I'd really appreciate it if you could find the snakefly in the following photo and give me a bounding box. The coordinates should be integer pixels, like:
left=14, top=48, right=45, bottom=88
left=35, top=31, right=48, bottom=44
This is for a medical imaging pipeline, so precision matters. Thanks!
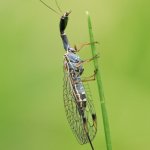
left=40, top=1, right=98, bottom=149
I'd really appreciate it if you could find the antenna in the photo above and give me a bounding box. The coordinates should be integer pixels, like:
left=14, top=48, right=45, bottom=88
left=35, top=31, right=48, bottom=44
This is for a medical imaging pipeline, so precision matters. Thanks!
left=40, top=0, right=61, bottom=16
left=55, top=0, right=63, bottom=13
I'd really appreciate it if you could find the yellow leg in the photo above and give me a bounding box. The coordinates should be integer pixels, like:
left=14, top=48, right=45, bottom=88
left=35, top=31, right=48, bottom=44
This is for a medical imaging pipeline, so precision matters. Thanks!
left=82, top=69, right=97, bottom=82
left=76, top=54, right=99, bottom=67
left=74, top=41, right=99, bottom=52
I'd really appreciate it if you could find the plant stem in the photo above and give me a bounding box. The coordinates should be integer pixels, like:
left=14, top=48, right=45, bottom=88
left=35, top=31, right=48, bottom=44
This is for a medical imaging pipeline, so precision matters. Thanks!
left=86, top=11, right=112, bottom=150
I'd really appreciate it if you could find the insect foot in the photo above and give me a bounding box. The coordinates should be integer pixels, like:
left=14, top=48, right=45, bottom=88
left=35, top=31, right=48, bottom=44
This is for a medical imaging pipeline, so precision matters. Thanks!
left=94, top=69, right=98, bottom=75
left=92, top=41, right=99, bottom=45
left=93, top=53, right=100, bottom=60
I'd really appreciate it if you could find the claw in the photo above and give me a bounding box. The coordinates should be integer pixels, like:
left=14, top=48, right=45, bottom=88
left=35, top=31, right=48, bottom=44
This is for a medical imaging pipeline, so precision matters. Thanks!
left=94, top=69, right=98, bottom=74
left=92, top=41, right=99, bottom=45
left=93, top=53, right=100, bottom=60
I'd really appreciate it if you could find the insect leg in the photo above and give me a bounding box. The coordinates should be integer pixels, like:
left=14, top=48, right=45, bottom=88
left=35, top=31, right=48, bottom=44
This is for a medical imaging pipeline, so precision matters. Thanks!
left=82, top=69, right=97, bottom=82
left=74, top=41, right=99, bottom=52
left=76, top=54, right=99, bottom=67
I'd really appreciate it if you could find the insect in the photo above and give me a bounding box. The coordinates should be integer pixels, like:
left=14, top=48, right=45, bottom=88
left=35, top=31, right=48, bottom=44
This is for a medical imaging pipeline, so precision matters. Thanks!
left=40, top=1, right=98, bottom=149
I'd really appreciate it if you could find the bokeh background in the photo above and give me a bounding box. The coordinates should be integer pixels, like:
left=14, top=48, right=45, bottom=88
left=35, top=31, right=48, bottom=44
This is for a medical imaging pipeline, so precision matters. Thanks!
left=0, top=0, right=150, bottom=150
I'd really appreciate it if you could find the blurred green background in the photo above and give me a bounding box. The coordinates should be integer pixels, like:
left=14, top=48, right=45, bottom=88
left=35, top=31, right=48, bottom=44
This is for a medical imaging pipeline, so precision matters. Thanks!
left=0, top=0, right=150, bottom=150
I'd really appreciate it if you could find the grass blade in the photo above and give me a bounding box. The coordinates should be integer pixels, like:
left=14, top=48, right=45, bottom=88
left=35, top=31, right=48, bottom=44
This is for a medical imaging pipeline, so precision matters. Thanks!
left=86, top=11, right=112, bottom=150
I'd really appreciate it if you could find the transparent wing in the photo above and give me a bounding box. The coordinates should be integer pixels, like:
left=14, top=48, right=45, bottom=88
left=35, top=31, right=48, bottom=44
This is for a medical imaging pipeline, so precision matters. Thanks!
left=63, top=62, right=97, bottom=144
left=63, top=67, right=86, bottom=144
left=83, top=82, right=97, bottom=141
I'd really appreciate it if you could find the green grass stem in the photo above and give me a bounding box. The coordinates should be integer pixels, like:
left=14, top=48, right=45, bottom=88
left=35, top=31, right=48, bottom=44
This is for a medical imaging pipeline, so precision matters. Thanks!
left=86, top=11, right=112, bottom=150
